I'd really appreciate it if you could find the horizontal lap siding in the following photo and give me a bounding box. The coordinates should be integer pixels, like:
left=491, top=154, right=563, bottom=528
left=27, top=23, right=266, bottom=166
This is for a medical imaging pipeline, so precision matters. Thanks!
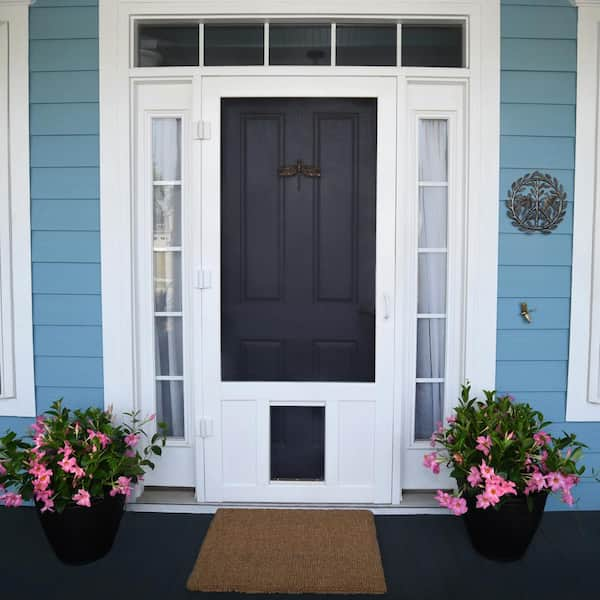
left=29, top=0, right=102, bottom=414
left=499, top=1, right=598, bottom=509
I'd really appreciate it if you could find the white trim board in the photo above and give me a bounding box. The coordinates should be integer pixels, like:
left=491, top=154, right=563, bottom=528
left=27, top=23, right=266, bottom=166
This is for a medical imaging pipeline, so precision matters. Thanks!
left=0, top=2, right=35, bottom=417
left=99, top=0, right=500, bottom=499
left=567, top=3, right=600, bottom=421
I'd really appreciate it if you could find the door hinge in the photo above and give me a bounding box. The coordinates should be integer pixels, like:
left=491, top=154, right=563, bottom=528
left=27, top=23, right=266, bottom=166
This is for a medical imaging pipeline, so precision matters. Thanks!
left=195, top=268, right=212, bottom=290
left=197, top=417, right=214, bottom=438
left=195, top=120, right=211, bottom=140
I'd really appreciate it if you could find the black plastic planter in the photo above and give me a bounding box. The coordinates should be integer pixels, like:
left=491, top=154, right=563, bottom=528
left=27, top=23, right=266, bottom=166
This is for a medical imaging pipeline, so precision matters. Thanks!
left=36, top=493, right=125, bottom=565
left=463, top=492, right=548, bottom=562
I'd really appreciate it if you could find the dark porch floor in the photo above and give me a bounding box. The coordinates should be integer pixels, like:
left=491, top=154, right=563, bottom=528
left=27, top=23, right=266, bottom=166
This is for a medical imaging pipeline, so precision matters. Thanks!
left=2, top=508, right=599, bottom=599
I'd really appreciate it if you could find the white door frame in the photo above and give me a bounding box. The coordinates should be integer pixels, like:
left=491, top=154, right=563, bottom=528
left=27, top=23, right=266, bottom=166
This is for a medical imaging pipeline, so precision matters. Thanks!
left=99, top=0, right=500, bottom=505
left=199, top=76, right=397, bottom=504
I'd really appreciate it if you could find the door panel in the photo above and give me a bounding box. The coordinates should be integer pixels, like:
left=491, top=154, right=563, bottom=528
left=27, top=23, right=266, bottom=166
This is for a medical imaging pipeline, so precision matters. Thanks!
left=221, top=99, right=376, bottom=383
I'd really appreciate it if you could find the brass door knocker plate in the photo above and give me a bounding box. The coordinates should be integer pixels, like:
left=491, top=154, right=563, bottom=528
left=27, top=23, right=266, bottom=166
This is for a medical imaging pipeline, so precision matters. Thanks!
left=278, top=159, right=321, bottom=190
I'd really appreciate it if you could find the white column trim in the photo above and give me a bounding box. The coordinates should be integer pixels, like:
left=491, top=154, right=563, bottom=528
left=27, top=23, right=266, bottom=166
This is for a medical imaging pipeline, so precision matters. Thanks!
left=567, top=4, right=600, bottom=421
left=0, top=2, right=35, bottom=417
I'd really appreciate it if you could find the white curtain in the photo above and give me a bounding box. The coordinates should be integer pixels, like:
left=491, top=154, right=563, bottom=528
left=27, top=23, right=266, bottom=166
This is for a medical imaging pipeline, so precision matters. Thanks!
left=415, top=120, right=448, bottom=439
left=152, top=118, right=181, bottom=181
left=152, top=118, right=185, bottom=437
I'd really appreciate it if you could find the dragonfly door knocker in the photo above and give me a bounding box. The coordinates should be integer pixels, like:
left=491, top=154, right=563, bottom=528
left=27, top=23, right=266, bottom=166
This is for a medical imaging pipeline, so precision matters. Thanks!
left=278, top=159, right=321, bottom=190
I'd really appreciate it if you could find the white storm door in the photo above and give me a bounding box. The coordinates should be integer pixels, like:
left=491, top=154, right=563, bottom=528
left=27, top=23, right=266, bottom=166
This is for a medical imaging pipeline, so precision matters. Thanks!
left=200, top=77, right=397, bottom=503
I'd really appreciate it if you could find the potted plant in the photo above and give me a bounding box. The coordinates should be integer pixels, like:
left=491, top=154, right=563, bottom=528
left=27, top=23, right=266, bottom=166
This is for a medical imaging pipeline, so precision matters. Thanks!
left=0, top=400, right=166, bottom=565
left=424, top=383, right=586, bottom=561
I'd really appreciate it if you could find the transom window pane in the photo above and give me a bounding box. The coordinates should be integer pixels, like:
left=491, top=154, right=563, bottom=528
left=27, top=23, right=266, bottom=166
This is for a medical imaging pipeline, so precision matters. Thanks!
left=402, top=24, right=464, bottom=68
left=137, top=23, right=199, bottom=67
left=204, top=24, right=264, bottom=66
left=336, top=25, right=397, bottom=66
left=269, top=24, right=331, bottom=65
left=415, top=119, right=449, bottom=441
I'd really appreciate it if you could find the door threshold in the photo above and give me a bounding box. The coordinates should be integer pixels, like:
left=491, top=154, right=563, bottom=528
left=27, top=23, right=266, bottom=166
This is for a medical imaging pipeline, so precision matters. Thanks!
left=128, top=488, right=445, bottom=515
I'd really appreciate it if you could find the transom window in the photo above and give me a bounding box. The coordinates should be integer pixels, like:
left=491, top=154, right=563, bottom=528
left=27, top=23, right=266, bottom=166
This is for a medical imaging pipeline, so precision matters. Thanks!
left=135, top=21, right=466, bottom=68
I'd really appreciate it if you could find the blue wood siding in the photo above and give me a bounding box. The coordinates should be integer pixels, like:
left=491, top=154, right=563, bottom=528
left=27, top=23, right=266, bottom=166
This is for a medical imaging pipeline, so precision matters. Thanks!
left=498, top=0, right=598, bottom=510
left=1, top=0, right=102, bottom=438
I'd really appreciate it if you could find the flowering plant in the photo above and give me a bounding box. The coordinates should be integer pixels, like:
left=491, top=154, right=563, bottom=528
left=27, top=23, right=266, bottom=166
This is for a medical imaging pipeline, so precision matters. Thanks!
left=424, top=384, right=586, bottom=516
left=0, top=400, right=166, bottom=513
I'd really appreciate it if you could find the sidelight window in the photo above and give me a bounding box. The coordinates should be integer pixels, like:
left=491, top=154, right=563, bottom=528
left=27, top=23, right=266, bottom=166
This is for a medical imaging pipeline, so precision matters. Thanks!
left=152, top=117, right=185, bottom=437
left=414, top=119, right=449, bottom=440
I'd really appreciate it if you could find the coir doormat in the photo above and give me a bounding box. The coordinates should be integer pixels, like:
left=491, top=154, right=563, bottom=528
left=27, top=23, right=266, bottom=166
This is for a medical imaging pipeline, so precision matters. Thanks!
left=186, top=508, right=387, bottom=594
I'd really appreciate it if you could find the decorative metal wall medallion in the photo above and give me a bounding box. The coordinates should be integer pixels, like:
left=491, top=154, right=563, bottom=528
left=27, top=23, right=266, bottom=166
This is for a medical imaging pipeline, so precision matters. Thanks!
left=506, top=171, right=567, bottom=234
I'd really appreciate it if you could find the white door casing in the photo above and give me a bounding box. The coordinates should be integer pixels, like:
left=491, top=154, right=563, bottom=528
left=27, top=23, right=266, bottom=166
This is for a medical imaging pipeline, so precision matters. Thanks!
left=99, top=1, right=500, bottom=503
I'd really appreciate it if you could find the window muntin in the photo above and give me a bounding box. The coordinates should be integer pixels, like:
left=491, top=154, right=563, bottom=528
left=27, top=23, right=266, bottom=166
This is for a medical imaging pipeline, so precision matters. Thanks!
left=414, top=119, right=449, bottom=440
left=134, top=21, right=466, bottom=68
left=152, top=117, right=185, bottom=437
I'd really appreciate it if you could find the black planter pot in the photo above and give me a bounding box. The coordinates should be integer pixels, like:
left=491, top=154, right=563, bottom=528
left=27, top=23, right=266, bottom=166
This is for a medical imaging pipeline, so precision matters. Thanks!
left=36, top=493, right=125, bottom=565
left=463, top=492, right=548, bottom=562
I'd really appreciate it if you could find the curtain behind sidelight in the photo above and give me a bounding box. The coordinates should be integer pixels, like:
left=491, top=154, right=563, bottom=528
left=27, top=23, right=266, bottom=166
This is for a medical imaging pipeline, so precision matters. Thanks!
left=152, top=118, right=185, bottom=437
left=415, top=120, right=448, bottom=440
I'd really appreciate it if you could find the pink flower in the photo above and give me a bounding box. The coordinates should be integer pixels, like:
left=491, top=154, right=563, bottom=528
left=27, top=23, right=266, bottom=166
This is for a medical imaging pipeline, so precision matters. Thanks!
left=35, top=489, right=55, bottom=513
left=148, top=413, right=156, bottom=421
left=73, top=489, right=91, bottom=507
left=124, top=433, right=140, bottom=448
left=475, top=435, right=492, bottom=456
left=124, top=448, right=136, bottom=458
left=0, top=461, right=6, bottom=476
left=30, top=416, right=45, bottom=435
left=435, top=491, right=468, bottom=516
left=109, top=476, right=132, bottom=498
left=435, top=489, right=451, bottom=508
left=449, top=496, right=468, bottom=516
left=423, top=452, right=441, bottom=474
left=447, top=415, right=457, bottom=424
left=436, top=421, right=444, bottom=434
left=482, top=484, right=501, bottom=506
left=475, top=493, right=491, bottom=509
left=467, top=466, right=482, bottom=488
left=1, top=491, right=23, bottom=507
left=479, top=460, right=495, bottom=480
left=57, top=441, right=73, bottom=458
left=561, top=490, right=574, bottom=506
left=524, top=471, right=546, bottom=495
left=533, top=431, right=552, bottom=447
left=57, top=455, right=86, bottom=480
left=546, top=472, right=565, bottom=492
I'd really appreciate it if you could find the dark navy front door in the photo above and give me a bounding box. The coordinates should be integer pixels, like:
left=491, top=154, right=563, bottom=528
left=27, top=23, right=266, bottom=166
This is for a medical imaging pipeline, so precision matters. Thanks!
left=221, top=98, right=377, bottom=382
